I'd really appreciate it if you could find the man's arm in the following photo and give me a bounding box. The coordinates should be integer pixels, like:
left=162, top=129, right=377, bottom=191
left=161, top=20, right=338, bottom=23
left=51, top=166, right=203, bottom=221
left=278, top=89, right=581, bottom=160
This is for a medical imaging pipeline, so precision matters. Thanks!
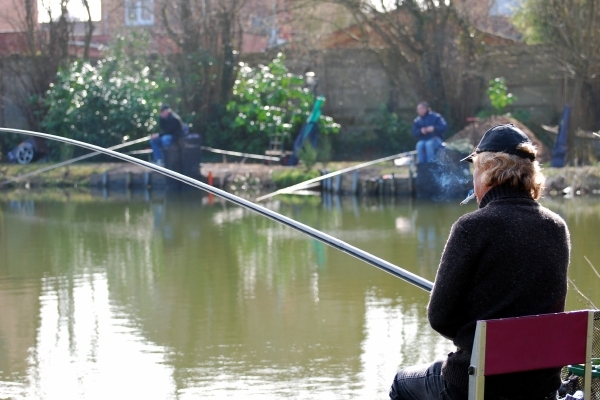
left=427, top=220, right=476, bottom=339
left=432, top=114, right=448, bottom=137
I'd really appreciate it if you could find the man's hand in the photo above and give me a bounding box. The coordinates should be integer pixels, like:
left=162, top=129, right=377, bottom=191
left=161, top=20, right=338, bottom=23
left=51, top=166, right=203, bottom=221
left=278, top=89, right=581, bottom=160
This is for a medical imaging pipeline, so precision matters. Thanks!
left=151, top=133, right=159, bottom=139
left=420, top=126, right=435, bottom=135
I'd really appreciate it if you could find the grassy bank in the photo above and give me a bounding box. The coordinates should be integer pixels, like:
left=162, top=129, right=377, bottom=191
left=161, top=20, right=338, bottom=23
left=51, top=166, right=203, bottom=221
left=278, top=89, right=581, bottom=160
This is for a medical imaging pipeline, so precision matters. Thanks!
left=271, top=169, right=320, bottom=188
left=1, top=161, right=600, bottom=195
left=0, top=163, right=120, bottom=189
left=543, top=165, right=600, bottom=195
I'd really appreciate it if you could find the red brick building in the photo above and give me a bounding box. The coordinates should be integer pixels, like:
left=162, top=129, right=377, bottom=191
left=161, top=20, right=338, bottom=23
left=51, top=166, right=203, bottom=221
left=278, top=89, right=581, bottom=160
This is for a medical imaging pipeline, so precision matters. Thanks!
left=0, top=0, right=297, bottom=56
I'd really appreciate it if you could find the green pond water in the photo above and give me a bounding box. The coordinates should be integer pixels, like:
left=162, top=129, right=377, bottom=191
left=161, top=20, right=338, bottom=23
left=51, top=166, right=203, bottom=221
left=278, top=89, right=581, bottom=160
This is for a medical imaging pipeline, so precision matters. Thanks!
left=0, top=190, right=598, bottom=399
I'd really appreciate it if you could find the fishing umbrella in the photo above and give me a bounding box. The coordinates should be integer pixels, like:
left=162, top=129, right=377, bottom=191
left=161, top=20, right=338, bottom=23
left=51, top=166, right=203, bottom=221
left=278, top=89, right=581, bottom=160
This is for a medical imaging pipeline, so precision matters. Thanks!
left=287, top=96, right=324, bottom=166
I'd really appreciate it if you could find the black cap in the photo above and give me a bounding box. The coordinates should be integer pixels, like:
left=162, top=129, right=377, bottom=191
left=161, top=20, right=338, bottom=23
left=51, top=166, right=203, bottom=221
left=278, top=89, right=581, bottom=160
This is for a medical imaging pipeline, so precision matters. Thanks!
left=461, top=124, right=536, bottom=163
left=160, top=104, right=170, bottom=111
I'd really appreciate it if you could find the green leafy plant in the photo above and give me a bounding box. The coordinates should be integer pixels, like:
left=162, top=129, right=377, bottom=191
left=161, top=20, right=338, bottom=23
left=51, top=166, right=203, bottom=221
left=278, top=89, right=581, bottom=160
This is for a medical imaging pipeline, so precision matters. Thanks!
left=487, top=77, right=516, bottom=114
left=366, top=105, right=414, bottom=156
left=42, top=34, right=171, bottom=157
left=215, top=53, right=340, bottom=155
left=297, top=142, right=318, bottom=171
left=272, top=169, right=320, bottom=188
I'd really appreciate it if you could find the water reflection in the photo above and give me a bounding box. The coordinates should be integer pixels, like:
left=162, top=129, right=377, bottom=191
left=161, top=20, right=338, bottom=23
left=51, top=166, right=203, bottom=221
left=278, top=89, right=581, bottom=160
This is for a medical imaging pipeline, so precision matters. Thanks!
left=0, top=191, right=598, bottom=399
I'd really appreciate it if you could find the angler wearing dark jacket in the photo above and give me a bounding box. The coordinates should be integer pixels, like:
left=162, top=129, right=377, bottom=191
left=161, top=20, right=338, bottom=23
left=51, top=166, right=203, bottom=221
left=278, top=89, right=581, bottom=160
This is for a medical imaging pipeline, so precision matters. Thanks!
left=390, top=124, right=570, bottom=400
left=159, top=108, right=185, bottom=140
left=150, top=104, right=185, bottom=165
left=412, top=102, right=448, bottom=163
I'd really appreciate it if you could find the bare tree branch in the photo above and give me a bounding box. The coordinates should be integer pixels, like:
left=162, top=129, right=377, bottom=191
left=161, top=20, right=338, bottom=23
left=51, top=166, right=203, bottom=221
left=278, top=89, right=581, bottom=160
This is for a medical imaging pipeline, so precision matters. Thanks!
left=82, top=0, right=95, bottom=59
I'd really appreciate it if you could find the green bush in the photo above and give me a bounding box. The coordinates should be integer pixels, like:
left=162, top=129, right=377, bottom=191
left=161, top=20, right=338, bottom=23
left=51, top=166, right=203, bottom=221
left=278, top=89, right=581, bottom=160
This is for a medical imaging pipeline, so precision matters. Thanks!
left=272, top=169, right=320, bottom=188
left=486, top=77, right=516, bottom=114
left=366, top=105, right=414, bottom=156
left=42, top=35, right=171, bottom=157
left=209, top=53, right=340, bottom=155
left=297, top=142, right=318, bottom=171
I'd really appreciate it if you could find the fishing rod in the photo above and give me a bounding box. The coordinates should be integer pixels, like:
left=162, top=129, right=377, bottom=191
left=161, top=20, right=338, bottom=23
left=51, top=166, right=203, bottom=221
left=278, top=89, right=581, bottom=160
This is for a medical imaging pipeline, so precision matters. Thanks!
left=0, top=136, right=149, bottom=188
left=256, top=150, right=417, bottom=202
left=124, top=146, right=282, bottom=162
left=0, top=127, right=434, bottom=292
left=201, top=146, right=280, bottom=162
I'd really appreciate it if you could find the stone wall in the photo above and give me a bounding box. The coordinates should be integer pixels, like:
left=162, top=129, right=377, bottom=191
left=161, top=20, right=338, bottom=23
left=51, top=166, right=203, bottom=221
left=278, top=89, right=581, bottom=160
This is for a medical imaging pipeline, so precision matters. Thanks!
left=243, top=45, right=562, bottom=138
left=0, top=58, right=30, bottom=129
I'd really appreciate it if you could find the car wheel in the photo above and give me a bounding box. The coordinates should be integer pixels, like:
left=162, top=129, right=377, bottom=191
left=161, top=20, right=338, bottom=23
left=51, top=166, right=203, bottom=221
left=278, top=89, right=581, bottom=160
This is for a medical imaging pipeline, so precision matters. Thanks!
left=15, top=143, right=35, bottom=164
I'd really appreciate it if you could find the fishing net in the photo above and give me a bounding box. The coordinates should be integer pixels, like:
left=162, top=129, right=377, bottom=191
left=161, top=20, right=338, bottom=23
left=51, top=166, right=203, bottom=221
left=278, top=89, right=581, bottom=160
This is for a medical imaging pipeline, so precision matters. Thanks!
left=560, top=310, right=600, bottom=399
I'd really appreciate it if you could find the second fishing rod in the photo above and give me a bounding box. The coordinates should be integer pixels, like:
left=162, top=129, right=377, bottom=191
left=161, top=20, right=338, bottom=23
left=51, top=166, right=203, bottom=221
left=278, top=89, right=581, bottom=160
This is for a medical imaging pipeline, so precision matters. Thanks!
left=0, top=127, right=434, bottom=292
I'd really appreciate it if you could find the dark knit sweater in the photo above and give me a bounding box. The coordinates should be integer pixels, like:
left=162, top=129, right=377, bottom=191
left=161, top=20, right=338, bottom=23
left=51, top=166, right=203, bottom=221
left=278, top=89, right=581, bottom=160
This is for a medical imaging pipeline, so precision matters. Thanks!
left=427, top=184, right=570, bottom=398
left=159, top=111, right=185, bottom=139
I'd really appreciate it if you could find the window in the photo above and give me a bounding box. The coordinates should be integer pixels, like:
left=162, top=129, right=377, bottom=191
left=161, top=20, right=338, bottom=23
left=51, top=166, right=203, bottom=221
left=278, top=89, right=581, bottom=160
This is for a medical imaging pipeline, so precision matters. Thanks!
left=125, top=0, right=154, bottom=26
left=490, top=0, right=522, bottom=16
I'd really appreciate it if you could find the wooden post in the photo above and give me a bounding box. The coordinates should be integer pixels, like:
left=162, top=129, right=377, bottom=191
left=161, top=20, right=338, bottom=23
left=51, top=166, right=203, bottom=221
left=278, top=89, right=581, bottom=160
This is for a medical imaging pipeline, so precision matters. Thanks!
left=333, top=174, right=342, bottom=194
left=351, top=171, right=359, bottom=195
left=322, top=169, right=330, bottom=192
left=125, top=171, right=132, bottom=189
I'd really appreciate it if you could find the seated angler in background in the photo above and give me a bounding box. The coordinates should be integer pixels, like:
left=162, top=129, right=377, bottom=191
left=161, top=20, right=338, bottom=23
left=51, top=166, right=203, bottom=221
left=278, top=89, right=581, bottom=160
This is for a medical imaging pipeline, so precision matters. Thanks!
left=150, top=104, right=185, bottom=166
left=412, top=101, right=448, bottom=164
left=390, top=124, right=570, bottom=400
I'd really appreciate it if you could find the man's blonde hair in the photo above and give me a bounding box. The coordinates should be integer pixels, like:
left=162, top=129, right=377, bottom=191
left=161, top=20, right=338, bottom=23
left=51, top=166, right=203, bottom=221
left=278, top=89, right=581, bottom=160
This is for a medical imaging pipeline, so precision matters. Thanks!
left=473, top=143, right=545, bottom=200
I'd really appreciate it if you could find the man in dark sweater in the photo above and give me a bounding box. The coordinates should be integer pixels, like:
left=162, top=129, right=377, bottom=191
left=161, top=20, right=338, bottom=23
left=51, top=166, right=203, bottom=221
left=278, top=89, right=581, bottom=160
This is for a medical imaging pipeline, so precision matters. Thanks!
left=390, top=124, right=570, bottom=400
left=150, top=104, right=185, bottom=165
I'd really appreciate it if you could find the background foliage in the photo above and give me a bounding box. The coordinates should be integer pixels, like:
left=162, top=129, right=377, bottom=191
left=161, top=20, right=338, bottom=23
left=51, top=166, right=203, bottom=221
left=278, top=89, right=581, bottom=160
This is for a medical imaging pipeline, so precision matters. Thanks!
left=486, top=77, right=516, bottom=114
left=513, top=0, right=600, bottom=162
left=206, top=54, right=340, bottom=155
left=41, top=36, right=172, bottom=158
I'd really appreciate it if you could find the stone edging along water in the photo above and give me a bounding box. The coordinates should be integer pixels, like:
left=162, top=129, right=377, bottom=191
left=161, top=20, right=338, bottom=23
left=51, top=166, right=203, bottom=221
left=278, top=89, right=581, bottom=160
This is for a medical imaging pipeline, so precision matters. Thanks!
left=1, top=162, right=599, bottom=197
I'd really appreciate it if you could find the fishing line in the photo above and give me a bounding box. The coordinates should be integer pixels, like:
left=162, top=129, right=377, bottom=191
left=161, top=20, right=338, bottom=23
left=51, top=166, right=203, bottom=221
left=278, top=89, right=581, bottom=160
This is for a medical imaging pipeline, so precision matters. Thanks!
left=0, top=128, right=434, bottom=292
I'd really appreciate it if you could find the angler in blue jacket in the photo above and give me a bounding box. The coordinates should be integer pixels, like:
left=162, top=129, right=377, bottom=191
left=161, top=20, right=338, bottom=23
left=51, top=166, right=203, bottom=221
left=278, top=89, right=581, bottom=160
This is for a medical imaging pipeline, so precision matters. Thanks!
left=412, top=102, right=448, bottom=163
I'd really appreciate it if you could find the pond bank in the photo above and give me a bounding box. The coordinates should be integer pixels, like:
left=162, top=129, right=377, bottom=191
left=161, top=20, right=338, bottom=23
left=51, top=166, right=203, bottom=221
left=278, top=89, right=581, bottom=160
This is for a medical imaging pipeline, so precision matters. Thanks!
left=0, top=162, right=599, bottom=197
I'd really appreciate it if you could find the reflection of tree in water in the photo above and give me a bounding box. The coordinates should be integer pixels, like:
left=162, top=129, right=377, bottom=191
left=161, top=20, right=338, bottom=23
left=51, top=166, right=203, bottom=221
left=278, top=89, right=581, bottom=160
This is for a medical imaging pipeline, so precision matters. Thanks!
left=102, top=197, right=370, bottom=394
left=0, top=198, right=160, bottom=390
left=0, top=195, right=483, bottom=397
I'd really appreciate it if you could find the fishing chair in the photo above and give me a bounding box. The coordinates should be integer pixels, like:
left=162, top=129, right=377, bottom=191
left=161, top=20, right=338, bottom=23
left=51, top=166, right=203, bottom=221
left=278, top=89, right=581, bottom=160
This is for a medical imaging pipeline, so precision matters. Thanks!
left=468, top=310, right=596, bottom=400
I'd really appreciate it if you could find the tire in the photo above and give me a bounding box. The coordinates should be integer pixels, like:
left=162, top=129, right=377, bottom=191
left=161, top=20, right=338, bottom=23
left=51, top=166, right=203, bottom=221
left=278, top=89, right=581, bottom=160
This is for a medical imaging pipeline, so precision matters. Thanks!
left=15, top=143, right=35, bottom=164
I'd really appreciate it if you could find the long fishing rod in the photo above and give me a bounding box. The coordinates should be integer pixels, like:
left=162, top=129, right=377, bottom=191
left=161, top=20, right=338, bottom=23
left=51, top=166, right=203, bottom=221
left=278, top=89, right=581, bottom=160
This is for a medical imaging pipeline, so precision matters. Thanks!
left=201, top=146, right=280, bottom=162
left=256, top=150, right=417, bottom=202
left=0, top=136, right=149, bottom=187
left=124, top=146, right=282, bottom=162
left=0, top=127, right=434, bottom=292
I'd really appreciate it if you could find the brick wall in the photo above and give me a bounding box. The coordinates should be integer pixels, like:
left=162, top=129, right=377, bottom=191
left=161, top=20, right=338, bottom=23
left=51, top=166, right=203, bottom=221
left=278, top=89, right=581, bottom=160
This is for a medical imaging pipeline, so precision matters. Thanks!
left=0, top=0, right=30, bottom=32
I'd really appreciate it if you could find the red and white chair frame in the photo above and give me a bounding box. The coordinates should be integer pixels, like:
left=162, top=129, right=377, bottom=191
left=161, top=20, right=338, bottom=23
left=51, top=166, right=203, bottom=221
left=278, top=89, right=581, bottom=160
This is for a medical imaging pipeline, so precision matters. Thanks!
left=468, top=310, right=595, bottom=400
